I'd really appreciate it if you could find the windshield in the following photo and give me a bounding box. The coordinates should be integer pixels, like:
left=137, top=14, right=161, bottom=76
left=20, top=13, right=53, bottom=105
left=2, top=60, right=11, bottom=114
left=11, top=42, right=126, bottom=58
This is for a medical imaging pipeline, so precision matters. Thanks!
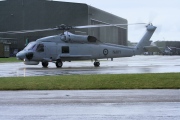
left=36, top=44, right=44, bottom=52
left=24, top=42, right=36, bottom=51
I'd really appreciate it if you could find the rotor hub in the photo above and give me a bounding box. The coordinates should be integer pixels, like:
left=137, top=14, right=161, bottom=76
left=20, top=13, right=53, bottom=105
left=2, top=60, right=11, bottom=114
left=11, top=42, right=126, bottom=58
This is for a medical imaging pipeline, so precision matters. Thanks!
left=56, top=24, right=73, bottom=30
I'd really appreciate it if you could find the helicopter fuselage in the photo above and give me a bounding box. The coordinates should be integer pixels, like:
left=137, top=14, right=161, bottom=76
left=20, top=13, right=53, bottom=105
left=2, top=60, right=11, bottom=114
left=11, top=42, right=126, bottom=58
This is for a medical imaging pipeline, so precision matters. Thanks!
left=17, top=33, right=135, bottom=67
left=16, top=24, right=156, bottom=68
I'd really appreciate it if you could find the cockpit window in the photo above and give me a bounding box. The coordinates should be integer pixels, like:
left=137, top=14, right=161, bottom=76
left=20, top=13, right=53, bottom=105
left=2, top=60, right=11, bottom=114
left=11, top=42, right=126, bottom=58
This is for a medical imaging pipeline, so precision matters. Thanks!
left=36, top=44, right=44, bottom=52
left=24, top=42, right=36, bottom=51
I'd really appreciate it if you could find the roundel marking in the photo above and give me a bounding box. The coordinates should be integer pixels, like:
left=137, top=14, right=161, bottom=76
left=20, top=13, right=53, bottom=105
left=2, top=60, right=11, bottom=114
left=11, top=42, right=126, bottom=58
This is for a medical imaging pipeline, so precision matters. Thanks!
left=103, top=49, right=108, bottom=55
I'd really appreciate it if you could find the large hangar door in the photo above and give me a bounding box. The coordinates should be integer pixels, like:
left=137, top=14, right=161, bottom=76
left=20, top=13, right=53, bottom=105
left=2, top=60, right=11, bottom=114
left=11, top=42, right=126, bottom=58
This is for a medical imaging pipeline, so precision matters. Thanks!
left=118, top=28, right=127, bottom=45
left=91, top=20, right=100, bottom=40
left=90, top=19, right=124, bottom=45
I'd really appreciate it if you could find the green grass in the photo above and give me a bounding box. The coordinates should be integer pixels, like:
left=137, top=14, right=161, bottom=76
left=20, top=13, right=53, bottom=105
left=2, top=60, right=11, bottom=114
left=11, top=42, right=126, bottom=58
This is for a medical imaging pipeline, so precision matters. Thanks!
left=0, top=73, right=180, bottom=90
left=0, top=57, right=20, bottom=63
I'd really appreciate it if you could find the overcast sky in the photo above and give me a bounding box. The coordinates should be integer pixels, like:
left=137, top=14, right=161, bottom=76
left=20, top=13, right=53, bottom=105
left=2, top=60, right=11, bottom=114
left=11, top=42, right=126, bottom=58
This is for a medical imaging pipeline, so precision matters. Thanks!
left=56, top=0, right=180, bottom=42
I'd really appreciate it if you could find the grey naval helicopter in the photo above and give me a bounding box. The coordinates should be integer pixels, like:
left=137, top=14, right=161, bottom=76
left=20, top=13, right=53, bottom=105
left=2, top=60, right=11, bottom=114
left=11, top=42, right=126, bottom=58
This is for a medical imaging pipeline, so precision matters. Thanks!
left=0, top=23, right=156, bottom=68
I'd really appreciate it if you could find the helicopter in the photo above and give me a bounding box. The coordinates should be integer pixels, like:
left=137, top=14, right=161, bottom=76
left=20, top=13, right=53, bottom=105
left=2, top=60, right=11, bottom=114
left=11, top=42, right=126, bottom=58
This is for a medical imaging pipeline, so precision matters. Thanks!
left=0, top=23, right=156, bottom=68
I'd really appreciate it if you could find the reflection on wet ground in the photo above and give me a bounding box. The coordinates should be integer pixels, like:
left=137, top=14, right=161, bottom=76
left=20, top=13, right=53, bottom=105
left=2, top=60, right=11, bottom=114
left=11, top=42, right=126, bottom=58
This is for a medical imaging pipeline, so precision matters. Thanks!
left=0, top=90, right=179, bottom=120
left=0, top=55, right=180, bottom=77
left=1, top=56, right=180, bottom=120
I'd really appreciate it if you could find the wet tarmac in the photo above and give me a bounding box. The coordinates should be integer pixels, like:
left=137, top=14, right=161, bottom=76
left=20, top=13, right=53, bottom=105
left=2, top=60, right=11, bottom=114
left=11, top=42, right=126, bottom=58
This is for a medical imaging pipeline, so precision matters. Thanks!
left=1, top=56, right=180, bottom=119
left=0, top=90, right=179, bottom=120
left=1, top=55, right=180, bottom=77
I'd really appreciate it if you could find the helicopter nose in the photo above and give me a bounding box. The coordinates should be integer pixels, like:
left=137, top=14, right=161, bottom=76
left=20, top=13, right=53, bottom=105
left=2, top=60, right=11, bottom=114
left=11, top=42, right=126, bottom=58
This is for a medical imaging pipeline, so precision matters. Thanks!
left=25, top=52, right=33, bottom=60
left=16, top=51, right=26, bottom=60
left=16, top=51, right=33, bottom=60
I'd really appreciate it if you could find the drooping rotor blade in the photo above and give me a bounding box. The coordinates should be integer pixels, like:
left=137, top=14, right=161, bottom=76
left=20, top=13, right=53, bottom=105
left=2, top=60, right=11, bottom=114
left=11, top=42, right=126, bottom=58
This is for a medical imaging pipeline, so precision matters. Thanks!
left=0, top=23, right=147, bottom=34
left=0, top=28, right=57, bottom=34
left=73, top=23, right=146, bottom=29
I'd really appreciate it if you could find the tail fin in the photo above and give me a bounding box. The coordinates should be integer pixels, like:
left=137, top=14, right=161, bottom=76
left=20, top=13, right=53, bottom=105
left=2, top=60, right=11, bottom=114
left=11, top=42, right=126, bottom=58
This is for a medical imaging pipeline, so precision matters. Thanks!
left=135, top=23, right=157, bottom=55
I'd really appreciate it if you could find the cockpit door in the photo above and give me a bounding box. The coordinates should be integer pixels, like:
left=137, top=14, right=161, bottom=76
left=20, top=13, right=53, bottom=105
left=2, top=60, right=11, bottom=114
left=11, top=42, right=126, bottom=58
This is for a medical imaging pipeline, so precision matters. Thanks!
left=35, top=43, right=46, bottom=60
left=46, top=43, right=57, bottom=60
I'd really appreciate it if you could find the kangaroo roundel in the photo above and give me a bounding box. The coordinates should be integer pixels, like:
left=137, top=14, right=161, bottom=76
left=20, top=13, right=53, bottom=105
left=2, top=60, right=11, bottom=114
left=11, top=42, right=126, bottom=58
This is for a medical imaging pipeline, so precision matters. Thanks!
left=103, top=49, right=108, bottom=55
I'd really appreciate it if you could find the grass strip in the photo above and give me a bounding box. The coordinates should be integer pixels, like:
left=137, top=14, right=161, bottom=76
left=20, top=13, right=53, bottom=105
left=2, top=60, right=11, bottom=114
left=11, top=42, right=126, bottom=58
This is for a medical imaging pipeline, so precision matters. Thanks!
left=0, top=57, right=19, bottom=63
left=0, top=73, right=180, bottom=90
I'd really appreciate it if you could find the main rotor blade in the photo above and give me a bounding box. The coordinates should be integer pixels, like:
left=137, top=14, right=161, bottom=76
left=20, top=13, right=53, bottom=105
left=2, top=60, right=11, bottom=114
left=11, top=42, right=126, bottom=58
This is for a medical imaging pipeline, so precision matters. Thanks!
left=73, top=23, right=146, bottom=29
left=0, top=23, right=147, bottom=34
left=0, top=28, right=57, bottom=34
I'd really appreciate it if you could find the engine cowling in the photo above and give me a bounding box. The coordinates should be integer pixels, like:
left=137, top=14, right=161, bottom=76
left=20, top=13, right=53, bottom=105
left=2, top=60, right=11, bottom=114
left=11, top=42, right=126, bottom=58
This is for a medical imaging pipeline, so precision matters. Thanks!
left=61, top=33, right=97, bottom=43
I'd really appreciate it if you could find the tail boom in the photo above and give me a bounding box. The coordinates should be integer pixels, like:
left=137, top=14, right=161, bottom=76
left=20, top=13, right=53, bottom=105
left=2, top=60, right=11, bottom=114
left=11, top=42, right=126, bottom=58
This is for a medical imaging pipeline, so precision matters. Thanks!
left=135, top=24, right=157, bottom=55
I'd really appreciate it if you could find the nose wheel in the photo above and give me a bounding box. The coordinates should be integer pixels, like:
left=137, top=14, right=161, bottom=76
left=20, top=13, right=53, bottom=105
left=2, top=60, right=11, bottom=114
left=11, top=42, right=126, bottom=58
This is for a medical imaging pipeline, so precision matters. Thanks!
left=42, top=61, right=49, bottom=68
left=94, top=61, right=100, bottom=67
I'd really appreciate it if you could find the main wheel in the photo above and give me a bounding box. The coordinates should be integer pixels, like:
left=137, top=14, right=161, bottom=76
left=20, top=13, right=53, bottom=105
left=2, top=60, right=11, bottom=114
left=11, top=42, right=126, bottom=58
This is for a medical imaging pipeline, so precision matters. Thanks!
left=42, top=61, right=48, bottom=68
left=56, top=59, right=63, bottom=68
left=94, top=62, right=100, bottom=67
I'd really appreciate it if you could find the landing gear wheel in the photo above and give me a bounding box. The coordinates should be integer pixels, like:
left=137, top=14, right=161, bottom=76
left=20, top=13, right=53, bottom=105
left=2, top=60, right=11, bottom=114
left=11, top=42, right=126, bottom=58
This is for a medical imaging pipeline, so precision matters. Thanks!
left=56, top=59, right=63, bottom=68
left=42, top=61, right=48, bottom=68
left=94, top=62, right=100, bottom=67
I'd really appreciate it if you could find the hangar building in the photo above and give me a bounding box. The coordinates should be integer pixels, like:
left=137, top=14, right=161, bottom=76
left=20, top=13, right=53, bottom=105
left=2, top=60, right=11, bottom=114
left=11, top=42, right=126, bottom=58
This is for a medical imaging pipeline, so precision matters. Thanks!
left=0, top=0, right=128, bottom=53
left=154, top=41, right=180, bottom=55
